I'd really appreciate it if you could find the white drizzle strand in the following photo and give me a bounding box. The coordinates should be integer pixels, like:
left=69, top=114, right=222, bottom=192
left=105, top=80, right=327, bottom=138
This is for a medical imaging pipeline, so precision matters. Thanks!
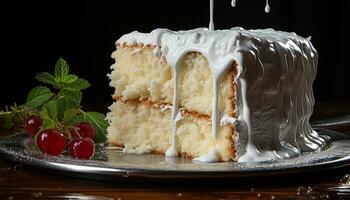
left=209, top=0, right=214, bottom=30
left=265, top=0, right=270, bottom=13
left=165, top=66, right=179, bottom=157
left=231, top=0, right=236, bottom=7
left=116, top=27, right=325, bottom=163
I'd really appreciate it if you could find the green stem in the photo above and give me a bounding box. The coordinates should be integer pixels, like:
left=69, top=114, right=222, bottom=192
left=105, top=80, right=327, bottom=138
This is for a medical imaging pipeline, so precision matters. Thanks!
left=0, top=111, right=12, bottom=116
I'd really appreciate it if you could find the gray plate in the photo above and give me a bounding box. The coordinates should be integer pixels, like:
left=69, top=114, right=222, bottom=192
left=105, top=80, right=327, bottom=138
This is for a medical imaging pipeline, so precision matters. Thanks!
left=1, top=129, right=350, bottom=180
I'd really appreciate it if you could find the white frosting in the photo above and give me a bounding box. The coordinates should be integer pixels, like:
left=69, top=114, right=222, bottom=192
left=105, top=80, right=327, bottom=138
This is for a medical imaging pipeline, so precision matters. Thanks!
left=193, top=147, right=219, bottom=163
left=152, top=46, right=161, bottom=57
left=220, top=115, right=237, bottom=126
left=160, top=104, right=172, bottom=112
left=117, top=27, right=325, bottom=163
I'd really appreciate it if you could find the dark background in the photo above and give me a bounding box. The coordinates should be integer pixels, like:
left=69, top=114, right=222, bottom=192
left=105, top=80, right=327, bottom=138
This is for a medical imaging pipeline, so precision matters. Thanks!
left=1, top=0, right=349, bottom=113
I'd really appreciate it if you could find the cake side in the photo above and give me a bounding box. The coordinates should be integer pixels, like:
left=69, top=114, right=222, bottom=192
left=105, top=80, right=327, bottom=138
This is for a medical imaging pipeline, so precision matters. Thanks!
left=107, top=45, right=238, bottom=161
left=109, top=45, right=236, bottom=117
left=107, top=100, right=236, bottom=161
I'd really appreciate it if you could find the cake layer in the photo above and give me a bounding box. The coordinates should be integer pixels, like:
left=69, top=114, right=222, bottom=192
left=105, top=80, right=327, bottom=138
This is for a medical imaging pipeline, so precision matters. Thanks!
left=107, top=100, right=236, bottom=161
left=109, top=46, right=236, bottom=116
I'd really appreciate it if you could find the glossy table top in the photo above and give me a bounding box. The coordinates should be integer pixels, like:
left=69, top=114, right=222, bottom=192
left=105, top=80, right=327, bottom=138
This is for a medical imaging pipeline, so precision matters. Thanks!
left=1, top=102, right=350, bottom=200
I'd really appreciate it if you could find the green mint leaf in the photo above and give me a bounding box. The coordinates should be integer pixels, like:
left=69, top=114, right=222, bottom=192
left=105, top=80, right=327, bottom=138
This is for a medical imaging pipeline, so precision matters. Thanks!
left=40, top=101, right=59, bottom=130
left=2, top=113, right=14, bottom=129
left=26, top=86, right=55, bottom=108
left=55, top=89, right=82, bottom=120
left=61, top=74, right=78, bottom=83
left=57, top=89, right=82, bottom=111
left=62, top=78, right=91, bottom=91
left=54, top=74, right=79, bottom=85
left=62, top=108, right=80, bottom=124
left=54, top=58, right=70, bottom=78
left=73, top=112, right=107, bottom=143
left=35, top=72, right=56, bottom=86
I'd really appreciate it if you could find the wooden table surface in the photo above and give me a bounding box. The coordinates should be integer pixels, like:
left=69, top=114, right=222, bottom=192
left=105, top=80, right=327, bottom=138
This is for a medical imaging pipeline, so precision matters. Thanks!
left=1, top=102, right=350, bottom=200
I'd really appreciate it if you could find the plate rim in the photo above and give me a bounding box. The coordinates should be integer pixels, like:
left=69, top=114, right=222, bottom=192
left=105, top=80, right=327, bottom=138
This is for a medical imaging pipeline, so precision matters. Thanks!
left=1, top=129, right=350, bottom=179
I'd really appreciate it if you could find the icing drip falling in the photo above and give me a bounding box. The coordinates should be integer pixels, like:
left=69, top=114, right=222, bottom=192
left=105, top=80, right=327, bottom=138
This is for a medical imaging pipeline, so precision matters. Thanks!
left=209, top=0, right=214, bottom=30
left=265, top=0, right=270, bottom=13
left=230, top=0, right=270, bottom=13
left=212, top=78, right=219, bottom=139
left=231, top=0, right=236, bottom=7
left=165, top=64, right=179, bottom=157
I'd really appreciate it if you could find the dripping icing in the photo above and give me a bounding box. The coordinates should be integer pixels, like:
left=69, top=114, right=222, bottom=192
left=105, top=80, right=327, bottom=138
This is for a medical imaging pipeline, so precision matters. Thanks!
left=165, top=65, right=180, bottom=157
left=265, top=0, right=270, bottom=13
left=209, top=0, right=214, bottom=30
left=193, top=147, right=219, bottom=163
left=231, top=0, right=236, bottom=8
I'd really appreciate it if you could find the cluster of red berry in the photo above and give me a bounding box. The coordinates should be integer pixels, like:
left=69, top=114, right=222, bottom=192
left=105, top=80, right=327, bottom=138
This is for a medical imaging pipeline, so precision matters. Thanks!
left=24, top=116, right=95, bottom=159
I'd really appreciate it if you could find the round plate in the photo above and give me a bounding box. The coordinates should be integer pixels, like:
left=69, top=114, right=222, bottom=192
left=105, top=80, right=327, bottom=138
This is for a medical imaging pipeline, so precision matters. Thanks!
left=1, top=128, right=350, bottom=180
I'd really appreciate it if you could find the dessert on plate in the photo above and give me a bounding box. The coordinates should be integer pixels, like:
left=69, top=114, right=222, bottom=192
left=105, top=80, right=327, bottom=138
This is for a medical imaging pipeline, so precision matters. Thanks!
left=107, top=27, right=325, bottom=162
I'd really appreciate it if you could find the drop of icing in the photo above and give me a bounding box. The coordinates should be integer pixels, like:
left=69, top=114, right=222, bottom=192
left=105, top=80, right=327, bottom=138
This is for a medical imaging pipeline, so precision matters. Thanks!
left=265, top=0, right=270, bottom=13
left=165, top=146, right=178, bottom=157
left=152, top=46, right=161, bottom=57
left=231, top=0, right=236, bottom=7
left=220, top=115, right=237, bottom=126
left=193, top=147, right=219, bottom=163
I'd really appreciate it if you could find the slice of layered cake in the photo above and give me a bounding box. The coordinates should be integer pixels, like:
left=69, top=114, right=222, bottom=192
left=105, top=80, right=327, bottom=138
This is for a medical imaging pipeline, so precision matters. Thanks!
left=107, top=28, right=325, bottom=162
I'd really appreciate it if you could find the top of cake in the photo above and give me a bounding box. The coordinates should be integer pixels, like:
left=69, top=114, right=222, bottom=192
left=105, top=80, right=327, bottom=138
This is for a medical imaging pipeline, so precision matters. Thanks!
left=116, top=27, right=316, bottom=84
left=117, top=27, right=314, bottom=58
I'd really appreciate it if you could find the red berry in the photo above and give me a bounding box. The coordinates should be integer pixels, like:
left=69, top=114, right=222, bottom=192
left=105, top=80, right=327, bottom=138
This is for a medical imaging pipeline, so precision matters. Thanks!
left=24, top=116, right=42, bottom=136
left=68, top=138, right=95, bottom=159
left=37, top=129, right=67, bottom=156
left=73, top=122, right=96, bottom=140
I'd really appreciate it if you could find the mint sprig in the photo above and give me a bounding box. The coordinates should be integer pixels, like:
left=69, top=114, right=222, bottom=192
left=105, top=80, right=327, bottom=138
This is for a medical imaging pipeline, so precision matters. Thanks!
left=26, top=86, right=55, bottom=108
left=0, top=58, right=107, bottom=143
left=35, top=58, right=90, bottom=91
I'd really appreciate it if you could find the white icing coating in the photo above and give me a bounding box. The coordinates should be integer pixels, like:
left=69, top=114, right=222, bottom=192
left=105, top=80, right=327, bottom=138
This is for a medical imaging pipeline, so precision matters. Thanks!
left=152, top=46, right=161, bottom=57
left=160, top=104, right=172, bottom=112
left=117, top=27, right=325, bottom=163
left=265, top=0, right=270, bottom=13
left=165, top=109, right=183, bottom=157
left=220, top=115, right=237, bottom=126
left=193, top=147, right=219, bottom=163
